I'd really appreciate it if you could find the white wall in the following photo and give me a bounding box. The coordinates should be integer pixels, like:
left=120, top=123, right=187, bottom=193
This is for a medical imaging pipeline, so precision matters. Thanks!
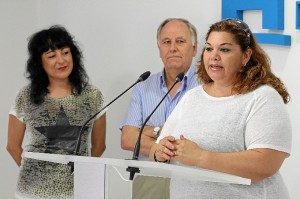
left=1, top=0, right=299, bottom=198
left=0, top=0, right=38, bottom=197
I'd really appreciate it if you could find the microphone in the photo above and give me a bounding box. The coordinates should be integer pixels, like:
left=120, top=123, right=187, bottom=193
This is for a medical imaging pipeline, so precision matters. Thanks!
left=73, top=71, right=151, bottom=155
left=126, top=72, right=185, bottom=180
left=68, top=71, right=151, bottom=172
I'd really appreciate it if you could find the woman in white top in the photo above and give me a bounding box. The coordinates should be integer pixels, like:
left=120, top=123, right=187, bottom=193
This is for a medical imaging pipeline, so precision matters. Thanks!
left=149, top=18, right=292, bottom=199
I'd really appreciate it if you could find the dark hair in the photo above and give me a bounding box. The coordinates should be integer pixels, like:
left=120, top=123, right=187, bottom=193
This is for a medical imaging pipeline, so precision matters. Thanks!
left=26, top=25, right=89, bottom=104
left=196, top=18, right=290, bottom=104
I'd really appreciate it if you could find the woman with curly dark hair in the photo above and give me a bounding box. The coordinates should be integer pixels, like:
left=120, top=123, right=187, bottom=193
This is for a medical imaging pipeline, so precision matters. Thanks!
left=150, top=19, right=292, bottom=199
left=7, top=25, right=106, bottom=199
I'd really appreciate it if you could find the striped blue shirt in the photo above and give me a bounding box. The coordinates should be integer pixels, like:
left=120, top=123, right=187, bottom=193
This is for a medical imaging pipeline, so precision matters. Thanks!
left=120, top=66, right=199, bottom=129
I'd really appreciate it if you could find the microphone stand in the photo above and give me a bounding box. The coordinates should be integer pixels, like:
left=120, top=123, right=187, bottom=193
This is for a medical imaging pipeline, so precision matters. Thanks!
left=68, top=71, right=151, bottom=172
left=126, top=72, right=184, bottom=180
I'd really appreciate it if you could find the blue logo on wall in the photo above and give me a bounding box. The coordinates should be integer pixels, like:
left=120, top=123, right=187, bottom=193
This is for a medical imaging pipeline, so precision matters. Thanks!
left=222, top=0, right=299, bottom=46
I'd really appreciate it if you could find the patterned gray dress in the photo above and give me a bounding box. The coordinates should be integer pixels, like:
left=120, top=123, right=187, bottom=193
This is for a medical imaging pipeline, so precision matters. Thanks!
left=11, top=85, right=105, bottom=199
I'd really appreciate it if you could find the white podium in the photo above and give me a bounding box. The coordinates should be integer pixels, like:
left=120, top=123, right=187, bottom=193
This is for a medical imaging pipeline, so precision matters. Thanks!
left=24, top=152, right=251, bottom=199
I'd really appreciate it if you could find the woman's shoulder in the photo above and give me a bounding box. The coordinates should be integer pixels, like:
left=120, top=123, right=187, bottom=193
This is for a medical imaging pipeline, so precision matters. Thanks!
left=82, top=84, right=102, bottom=94
left=15, top=85, right=31, bottom=99
left=254, top=85, right=280, bottom=97
left=179, top=85, right=203, bottom=102
left=11, top=85, right=32, bottom=113
left=185, top=85, right=203, bottom=96
left=252, top=85, right=283, bottom=104
left=82, top=84, right=105, bottom=101
left=19, top=84, right=30, bottom=92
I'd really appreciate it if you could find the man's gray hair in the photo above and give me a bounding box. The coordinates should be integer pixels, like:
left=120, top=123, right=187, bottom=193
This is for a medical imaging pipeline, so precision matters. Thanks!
left=156, top=18, right=198, bottom=45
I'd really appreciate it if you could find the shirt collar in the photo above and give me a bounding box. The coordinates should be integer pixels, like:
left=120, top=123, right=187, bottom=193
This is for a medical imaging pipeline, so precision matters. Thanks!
left=159, top=65, right=196, bottom=90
